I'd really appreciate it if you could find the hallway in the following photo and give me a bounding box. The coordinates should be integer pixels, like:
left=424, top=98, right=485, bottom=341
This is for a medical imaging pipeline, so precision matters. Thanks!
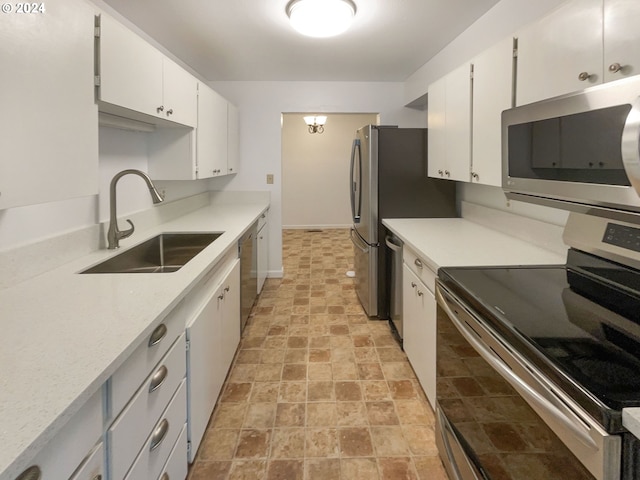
left=187, top=229, right=448, bottom=479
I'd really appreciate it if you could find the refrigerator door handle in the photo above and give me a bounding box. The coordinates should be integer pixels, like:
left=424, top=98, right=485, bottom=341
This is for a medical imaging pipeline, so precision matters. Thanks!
left=350, top=139, right=361, bottom=223
left=350, top=228, right=368, bottom=252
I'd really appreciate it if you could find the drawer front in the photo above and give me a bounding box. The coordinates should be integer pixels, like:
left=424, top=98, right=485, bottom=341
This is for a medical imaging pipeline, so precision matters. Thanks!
left=403, top=246, right=437, bottom=294
left=111, top=300, right=185, bottom=418
left=23, top=389, right=102, bottom=480
left=109, top=334, right=186, bottom=480
left=257, top=210, right=268, bottom=231
left=124, top=380, right=187, bottom=480
left=69, top=442, right=104, bottom=480
left=158, top=423, right=188, bottom=480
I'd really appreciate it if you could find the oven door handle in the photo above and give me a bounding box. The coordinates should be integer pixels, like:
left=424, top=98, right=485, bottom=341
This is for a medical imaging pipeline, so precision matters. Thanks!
left=621, top=96, right=640, bottom=196
left=436, top=287, right=599, bottom=452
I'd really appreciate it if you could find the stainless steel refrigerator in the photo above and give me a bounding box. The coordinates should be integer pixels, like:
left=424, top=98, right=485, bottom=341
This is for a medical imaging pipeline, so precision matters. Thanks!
left=349, top=125, right=457, bottom=328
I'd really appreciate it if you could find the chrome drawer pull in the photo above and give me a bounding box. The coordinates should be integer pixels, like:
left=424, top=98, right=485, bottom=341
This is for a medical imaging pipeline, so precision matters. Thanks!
left=148, top=323, right=168, bottom=347
left=414, top=258, right=423, bottom=269
left=148, top=365, right=168, bottom=393
left=15, top=466, right=41, bottom=480
left=150, top=419, right=169, bottom=452
left=92, top=475, right=103, bottom=480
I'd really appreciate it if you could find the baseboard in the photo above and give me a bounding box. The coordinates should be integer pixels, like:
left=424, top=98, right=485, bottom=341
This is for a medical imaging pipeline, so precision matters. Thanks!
left=267, top=268, right=284, bottom=278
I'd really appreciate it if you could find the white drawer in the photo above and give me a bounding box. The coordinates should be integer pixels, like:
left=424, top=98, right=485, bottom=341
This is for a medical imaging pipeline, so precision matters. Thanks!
left=69, top=442, right=104, bottom=480
left=403, top=246, right=437, bottom=294
left=158, top=423, right=188, bottom=480
left=109, top=334, right=186, bottom=480
left=110, top=300, right=185, bottom=419
left=124, top=380, right=187, bottom=480
left=18, top=389, right=103, bottom=480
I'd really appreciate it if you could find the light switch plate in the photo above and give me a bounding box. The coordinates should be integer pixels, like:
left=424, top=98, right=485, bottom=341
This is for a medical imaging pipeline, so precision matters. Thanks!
left=266, top=174, right=274, bottom=184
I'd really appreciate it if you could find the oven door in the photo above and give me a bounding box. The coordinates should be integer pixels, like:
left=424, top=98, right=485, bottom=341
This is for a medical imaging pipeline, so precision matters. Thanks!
left=434, top=282, right=621, bottom=480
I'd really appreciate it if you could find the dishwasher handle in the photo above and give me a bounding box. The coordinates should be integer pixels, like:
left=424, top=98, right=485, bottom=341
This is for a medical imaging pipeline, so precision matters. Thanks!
left=384, top=235, right=402, bottom=252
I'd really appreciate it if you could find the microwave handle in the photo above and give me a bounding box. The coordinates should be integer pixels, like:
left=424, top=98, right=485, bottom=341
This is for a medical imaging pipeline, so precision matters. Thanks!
left=621, top=98, right=640, bottom=195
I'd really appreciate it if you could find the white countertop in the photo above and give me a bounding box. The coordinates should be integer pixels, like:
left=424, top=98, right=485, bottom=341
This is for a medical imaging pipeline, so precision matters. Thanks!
left=383, top=217, right=565, bottom=272
left=0, top=200, right=268, bottom=480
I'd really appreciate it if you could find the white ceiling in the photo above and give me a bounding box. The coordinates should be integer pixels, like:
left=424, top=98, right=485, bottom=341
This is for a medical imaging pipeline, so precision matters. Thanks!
left=101, top=0, right=501, bottom=82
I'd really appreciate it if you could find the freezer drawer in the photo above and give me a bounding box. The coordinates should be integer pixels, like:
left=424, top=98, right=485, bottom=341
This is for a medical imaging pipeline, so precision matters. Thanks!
left=351, top=228, right=377, bottom=317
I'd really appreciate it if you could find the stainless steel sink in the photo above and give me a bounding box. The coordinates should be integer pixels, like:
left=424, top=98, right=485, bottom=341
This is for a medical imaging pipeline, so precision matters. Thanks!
left=81, top=232, right=223, bottom=274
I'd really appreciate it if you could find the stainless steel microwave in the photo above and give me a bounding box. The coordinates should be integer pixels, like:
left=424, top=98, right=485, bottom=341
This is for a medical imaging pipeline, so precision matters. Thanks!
left=502, top=75, right=640, bottom=222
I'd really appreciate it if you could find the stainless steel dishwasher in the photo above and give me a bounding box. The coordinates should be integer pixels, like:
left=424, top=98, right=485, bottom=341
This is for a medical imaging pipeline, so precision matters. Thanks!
left=385, top=235, right=404, bottom=340
left=239, top=223, right=258, bottom=332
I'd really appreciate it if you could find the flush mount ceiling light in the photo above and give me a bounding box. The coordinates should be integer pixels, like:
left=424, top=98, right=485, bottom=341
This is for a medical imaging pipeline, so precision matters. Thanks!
left=304, top=115, right=327, bottom=134
left=286, top=0, right=357, bottom=38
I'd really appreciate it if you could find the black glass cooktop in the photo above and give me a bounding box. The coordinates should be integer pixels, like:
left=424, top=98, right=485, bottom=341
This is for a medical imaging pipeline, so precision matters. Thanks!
left=438, top=249, right=640, bottom=432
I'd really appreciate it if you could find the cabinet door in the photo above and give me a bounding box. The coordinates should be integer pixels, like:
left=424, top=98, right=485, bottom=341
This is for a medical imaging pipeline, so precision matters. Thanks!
left=162, top=58, right=198, bottom=127
left=402, top=265, right=437, bottom=409
left=197, top=84, right=228, bottom=179
left=472, top=37, right=514, bottom=187
left=221, top=260, right=241, bottom=372
left=516, top=0, right=602, bottom=106
left=227, top=102, right=240, bottom=175
left=98, top=14, right=163, bottom=117
left=604, top=0, right=640, bottom=81
left=0, top=0, right=98, bottom=210
left=257, top=222, right=268, bottom=294
left=427, top=76, right=447, bottom=179
left=186, top=283, right=223, bottom=461
left=445, top=64, right=472, bottom=182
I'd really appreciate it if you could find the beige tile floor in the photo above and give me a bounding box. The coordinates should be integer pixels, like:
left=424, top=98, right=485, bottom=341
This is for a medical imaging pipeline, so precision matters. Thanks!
left=187, top=229, right=449, bottom=480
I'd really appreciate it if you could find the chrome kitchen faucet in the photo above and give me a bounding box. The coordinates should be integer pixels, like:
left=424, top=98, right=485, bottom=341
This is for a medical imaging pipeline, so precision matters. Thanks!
left=107, top=169, right=164, bottom=249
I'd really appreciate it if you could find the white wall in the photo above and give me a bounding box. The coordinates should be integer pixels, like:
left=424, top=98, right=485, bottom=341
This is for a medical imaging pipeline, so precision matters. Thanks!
left=208, top=81, right=426, bottom=276
left=281, top=113, right=378, bottom=228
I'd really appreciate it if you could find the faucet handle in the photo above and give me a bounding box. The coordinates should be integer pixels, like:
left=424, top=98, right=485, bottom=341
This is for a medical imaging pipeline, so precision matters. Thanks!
left=119, top=219, right=135, bottom=240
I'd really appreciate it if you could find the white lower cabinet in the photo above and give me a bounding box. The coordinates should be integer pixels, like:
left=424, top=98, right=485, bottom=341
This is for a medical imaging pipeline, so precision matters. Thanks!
left=185, top=253, right=241, bottom=462
left=14, top=389, right=103, bottom=480
left=402, top=262, right=437, bottom=409
left=159, top=423, right=188, bottom=480
left=108, top=333, right=186, bottom=480
left=124, top=380, right=187, bottom=480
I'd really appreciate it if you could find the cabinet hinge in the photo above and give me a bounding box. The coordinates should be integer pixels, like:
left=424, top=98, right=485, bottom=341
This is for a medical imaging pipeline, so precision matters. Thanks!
left=185, top=339, right=190, bottom=351
left=512, top=47, right=518, bottom=58
left=94, top=75, right=101, bottom=87
left=94, top=26, right=101, bottom=38
left=187, top=441, right=192, bottom=458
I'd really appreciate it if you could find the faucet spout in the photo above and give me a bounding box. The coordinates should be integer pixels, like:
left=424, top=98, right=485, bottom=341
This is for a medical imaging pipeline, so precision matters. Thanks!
left=107, top=169, right=164, bottom=249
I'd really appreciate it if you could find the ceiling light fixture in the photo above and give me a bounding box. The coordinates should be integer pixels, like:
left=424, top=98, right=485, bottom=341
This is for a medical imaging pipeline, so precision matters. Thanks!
left=286, top=0, right=357, bottom=38
left=304, top=115, right=327, bottom=134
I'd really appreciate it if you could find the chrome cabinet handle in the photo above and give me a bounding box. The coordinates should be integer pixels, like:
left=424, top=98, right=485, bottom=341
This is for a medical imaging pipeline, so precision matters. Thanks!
left=218, top=293, right=225, bottom=300
left=437, top=169, right=443, bottom=175
left=229, top=168, right=234, bottom=172
left=150, top=419, right=169, bottom=451
left=166, top=108, right=174, bottom=116
left=411, top=282, right=417, bottom=288
left=224, top=286, right=230, bottom=293
left=148, top=323, right=168, bottom=347
left=444, top=170, right=450, bottom=177
left=92, top=475, right=103, bottom=480
left=471, top=172, right=479, bottom=180
left=578, top=71, right=592, bottom=81
left=149, top=365, right=168, bottom=393
left=609, top=62, right=622, bottom=73
left=157, top=105, right=164, bottom=113
left=414, top=258, right=423, bottom=269
left=417, top=290, right=423, bottom=297
left=15, top=466, right=41, bottom=480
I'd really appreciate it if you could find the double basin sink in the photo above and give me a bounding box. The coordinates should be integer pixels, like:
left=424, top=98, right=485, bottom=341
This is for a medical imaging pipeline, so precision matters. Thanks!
left=81, top=232, right=223, bottom=274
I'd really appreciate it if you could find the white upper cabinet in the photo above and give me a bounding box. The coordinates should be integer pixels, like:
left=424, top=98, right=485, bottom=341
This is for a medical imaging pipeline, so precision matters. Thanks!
left=227, top=102, right=240, bottom=175
left=471, top=37, right=514, bottom=187
left=97, top=14, right=197, bottom=127
left=516, top=0, right=640, bottom=106
left=197, top=84, right=229, bottom=179
left=428, top=64, right=472, bottom=182
left=603, top=0, right=640, bottom=81
left=0, top=0, right=98, bottom=210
